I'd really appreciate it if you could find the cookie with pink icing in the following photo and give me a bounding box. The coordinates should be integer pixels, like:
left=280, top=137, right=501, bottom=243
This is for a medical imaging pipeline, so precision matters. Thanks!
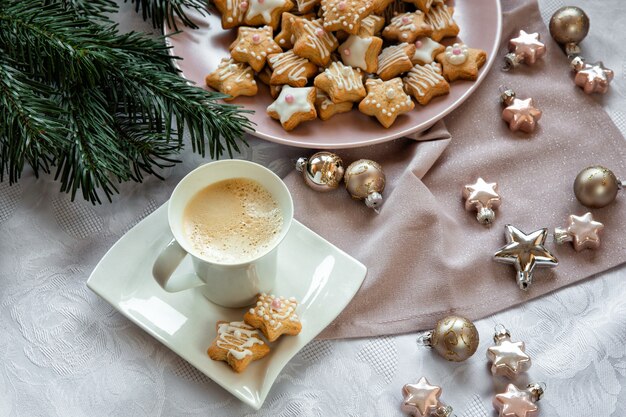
left=267, top=85, right=317, bottom=130
left=213, top=0, right=250, bottom=29
left=376, top=42, right=416, bottom=80
left=207, top=321, right=270, bottom=373
left=315, top=90, right=353, bottom=120
left=243, top=293, right=303, bottom=342
left=358, top=77, right=415, bottom=127
left=424, top=3, right=459, bottom=41
left=339, top=35, right=383, bottom=73
left=410, top=36, right=445, bottom=65
left=314, top=61, right=366, bottom=103
left=320, top=0, right=374, bottom=35
left=243, top=0, right=294, bottom=29
left=205, top=58, right=258, bottom=100
left=267, top=50, right=318, bottom=87
left=382, top=11, right=433, bottom=44
left=230, top=26, right=282, bottom=72
left=292, top=19, right=339, bottom=67
left=435, top=43, right=487, bottom=82
left=402, top=62, right=449, bottom=105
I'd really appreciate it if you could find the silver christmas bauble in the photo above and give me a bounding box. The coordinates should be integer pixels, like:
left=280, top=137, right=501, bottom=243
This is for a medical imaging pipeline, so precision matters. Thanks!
left=573, top=166, right=621, bottom=208
left=296, top=152, right=344, bottom=192
left=344, top=159, right=386, bottom=209
left=549, top=6, right=589, bottom=46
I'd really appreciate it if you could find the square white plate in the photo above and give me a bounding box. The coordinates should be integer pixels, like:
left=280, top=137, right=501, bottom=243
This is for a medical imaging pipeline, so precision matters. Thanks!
left=87, top=202, right=367, bottom=410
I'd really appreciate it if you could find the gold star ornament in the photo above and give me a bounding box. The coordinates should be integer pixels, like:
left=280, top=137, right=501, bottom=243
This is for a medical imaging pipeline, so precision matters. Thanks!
left=504, top=30, right=546, bottom=70
left=493, top=225, right=558, bottom=290
left=501, top=96, right=542, bottom=133
left=487, top=326, right=531, bottom=379
left=572, top=58, right=614, bottom=94
left=401, top=377, right=452, bottom=417
left=463, top=177, right=501, bottom=225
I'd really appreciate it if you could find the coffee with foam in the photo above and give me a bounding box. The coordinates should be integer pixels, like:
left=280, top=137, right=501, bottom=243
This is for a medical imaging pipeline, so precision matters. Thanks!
left=182, top=178, right=283, bottom=263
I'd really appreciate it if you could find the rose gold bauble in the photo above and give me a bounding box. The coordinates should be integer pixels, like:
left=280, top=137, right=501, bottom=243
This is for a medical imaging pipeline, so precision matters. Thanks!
left=573, top=166, right=621, bottom=208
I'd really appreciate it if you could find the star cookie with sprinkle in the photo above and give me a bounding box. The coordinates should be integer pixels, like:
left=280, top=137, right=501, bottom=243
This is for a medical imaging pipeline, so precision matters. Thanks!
left=230, top=26, right=282, bottom=72
left=339, top=34, right=383, bottom=73
left=382, top=11, right=433, bottom=44
left=292, top=19, right=339, bottom=67
left=213, top=0, right=249, bottom=29
left=359, top=77, right=414, bottom=128
left=411, top=36, right=445, bottom=65
left=207, top=321, right=270, bottom=373
left=244, top=0, right=294, bottom=30
left=205, top=58, right=258, bottom=100
left=244, top=294, right=302, bottom=342
left=320, top=0, right=375, bottom=35
left=267, top=85, right=317, bottom=130
left=436, top=43, right=487, bottom=82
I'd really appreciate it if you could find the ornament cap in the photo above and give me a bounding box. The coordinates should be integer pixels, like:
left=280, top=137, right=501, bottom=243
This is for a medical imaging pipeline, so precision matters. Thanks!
left=295, top=157, right=307, bottom=173
left=365, top=192, right=383, bottom=209
left=493, top=324, right=511, bottom=343
left=499, top=87, right=516, bottom=106
left=433, top=404, right=453, bottom=417
left=570, top=56, right=585, bottom=72
left=517, top=271, right=532, bottom=291
left=527, top=383, right=545, bottom=402
left=553, top=226, right=572, bottom=245
left=477, top=207, right=495, bottom=225
left=502, top=52, right=522, bottom=71
left=416, top=330, right=434, bottom=348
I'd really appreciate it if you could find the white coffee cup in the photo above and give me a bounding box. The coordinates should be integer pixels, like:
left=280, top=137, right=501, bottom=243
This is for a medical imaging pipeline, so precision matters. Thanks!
left=152, top=160, right=294, bottom=307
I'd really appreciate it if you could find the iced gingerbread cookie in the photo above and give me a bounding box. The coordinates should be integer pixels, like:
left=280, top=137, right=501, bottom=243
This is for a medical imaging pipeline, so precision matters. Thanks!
left=411, top=36, right=445, bottom=65
left=213, top=0, right=249, bottom=29
left=377, top=42, right=416, bottom=80
left=256, top=67, right=283, bottom=98
left=295, top=0, right=321, bottom=13
left=339, top=35, right=383, bottom=73
left=402, top=62, right=449, bottom=105
left=244, top=294, right=302, bottom=342
left=358, top=15, right=386, bottom=36
left=435, top=42, right=487, bottom=82
left=244, top=0, right=294, bottom=29
left=424, top=3, right=459, bottom=41
left=230, top=26, right=282, bottom=72
left=267, top=85, right=317, bottom=130
left=382, top=0, right=408, bottom=25
left=315, top=90, right=353, bottom=120
left=292, top=19, right=339, bottom=67
left=267, top=50, right=318, bottom=87
left=403, top=0, right=438, bottom=13
left=207, top=321, right=270, bottom=373
left=314, top=61, right=366, bottom=103
left=206, top=58, right=257, bottom=100
left=320, top=0, right=374, bottom=35
left=382, top=11, right=433, bottom=44
left=359, top=77, right=414, bottom=127
left=274, top=12, right=315, bottom=49
left=372, top=0, right=394, bottom=15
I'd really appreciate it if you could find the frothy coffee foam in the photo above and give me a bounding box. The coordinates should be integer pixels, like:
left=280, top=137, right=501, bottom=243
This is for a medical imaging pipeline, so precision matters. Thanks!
left=182, top=178, right=283, bottom=263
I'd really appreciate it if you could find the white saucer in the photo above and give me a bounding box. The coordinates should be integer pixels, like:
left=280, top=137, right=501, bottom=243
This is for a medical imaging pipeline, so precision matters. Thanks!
left=87, top=203, right=367, bottom=410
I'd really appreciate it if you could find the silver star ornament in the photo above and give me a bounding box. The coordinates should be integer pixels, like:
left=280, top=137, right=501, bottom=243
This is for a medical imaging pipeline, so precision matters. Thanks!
left=493, top=225, right=558, bottom=290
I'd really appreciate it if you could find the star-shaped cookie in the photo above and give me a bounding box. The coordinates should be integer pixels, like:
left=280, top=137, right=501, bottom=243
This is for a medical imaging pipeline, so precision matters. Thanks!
left=267, top=50, right=318, bottom=87
left=401, top=377, right=442, bottom=417
left=424, top=3, right=459, bottom=41
left=292, top=18, right=339, bottom=67
left=382, top=11, right=433, bottom=44
left=244, top=0, right=294, bottom=29
left=402, top=62, right=449, bottom=105
left=574, top=61, right=614, bottom=94
left=357, top=14, right=385, bottom=36
left=493, top=225, right=558, bottom=290
left=501, top=97, right=542, bottom=133
left=436, top=43, right=487, bottom=82
left=320, top=0, right=375, bottom=34
left=339, top=35, right=383, bottom=73
left=205, top=58, right=258, bottom=101
left=243, top=294, right=302, bottom=342
left=487, top=339, right=531, bottom=379
left=213, top=0, right=249, bottom=29
left=509, top=30, right=546, bottom=65
left=314, top=61, right=366, bottom=103
left=315, top=90, right=353, bottom=120
left=230, top=26, right=282, bottom=72
left=377, top=42, right=416, bottom=80
left=493, top=384, right=538, bottom=417
left=358, top=78, right=414, bottom=128
left=563, top=212, right=604, bottom=251
left=411, top=37, right=445, bottom=65
left=207, top=321, right=270, bottom=373
left=267, top=85, right=317, bottom=131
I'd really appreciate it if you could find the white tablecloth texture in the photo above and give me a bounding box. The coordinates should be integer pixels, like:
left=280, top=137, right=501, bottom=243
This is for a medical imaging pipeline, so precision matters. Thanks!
left=1, top=0, right=625, bottom=416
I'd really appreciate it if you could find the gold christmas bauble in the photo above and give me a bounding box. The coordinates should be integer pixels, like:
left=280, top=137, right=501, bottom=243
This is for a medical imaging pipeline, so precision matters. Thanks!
left=296, top=152, right=344, bottom=192
left=549, top=6, right=589, bottom=46
left=344, top=159, right=386, bottom=209
left=573, top=166, right=620, bottom=208
left=431, top=315, right=479, bottom=362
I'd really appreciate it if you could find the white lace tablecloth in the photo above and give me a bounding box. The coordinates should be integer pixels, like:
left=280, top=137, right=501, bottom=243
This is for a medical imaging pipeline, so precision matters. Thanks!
left=1, top=1, right=625, bottom=416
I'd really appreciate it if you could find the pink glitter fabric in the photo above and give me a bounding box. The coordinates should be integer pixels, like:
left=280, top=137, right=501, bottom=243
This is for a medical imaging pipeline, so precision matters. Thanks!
left=283, top=0, right=626, bottom=339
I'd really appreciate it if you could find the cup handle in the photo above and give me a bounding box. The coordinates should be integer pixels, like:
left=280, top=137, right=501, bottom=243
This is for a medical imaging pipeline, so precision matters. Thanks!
left=152, top=239, right=205, bottom=292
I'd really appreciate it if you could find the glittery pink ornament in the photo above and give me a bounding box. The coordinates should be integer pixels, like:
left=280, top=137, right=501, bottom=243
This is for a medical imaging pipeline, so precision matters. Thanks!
left=285, top=94, right=294, bottom=104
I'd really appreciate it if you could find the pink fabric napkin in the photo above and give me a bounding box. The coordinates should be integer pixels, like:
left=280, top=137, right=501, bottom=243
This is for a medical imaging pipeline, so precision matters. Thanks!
left=283, top=0, right=626, bottom=339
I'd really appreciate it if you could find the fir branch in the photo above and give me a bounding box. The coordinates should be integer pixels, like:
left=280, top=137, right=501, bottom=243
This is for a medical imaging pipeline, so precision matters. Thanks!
left=128, top=0, right=207, bottom=30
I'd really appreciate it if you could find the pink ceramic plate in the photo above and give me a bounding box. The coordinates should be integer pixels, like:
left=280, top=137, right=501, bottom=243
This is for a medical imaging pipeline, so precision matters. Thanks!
left=166, top=1, right=501, bottom=149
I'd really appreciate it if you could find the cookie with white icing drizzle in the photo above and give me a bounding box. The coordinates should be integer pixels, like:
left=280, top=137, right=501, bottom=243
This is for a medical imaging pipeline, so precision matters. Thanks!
left=435, top=43, right=487, bottom=82
left=274, top=12, right=315, bottom=50
left=357, top=15, right=386, bottom=36
left=205, top=58, right=258, bottom=100
left=230, top=26, right=282, bottom=72
left=292, top=19, right=339, bottom=66
left=296, top=0, right=321, bottom=13
left=244, top=0, right=294, bottom=30
left=320, top=0, right=374, bottom=35
left=339, top=35, right=383, bottom=73
left=315, top=90, right=353, bottom=120
left=267, top=85, right=317, bottom=130
left=371, top=0, right=394, bottom=15
left=207, top=321, right=270, bottom=373
left=382, top=11, right=433, bottom=44
left=410, top=36, right=445, bottom=65
left=244, top=293, right=303, bottom=342
left=403, top=0, right=437, bottom=13
left=376, top=42, right=416, bottom=80
left=424, top=3, right=459, bottom=41
left=358, top=77, right=414, bottom=127
left=267, top=50, right=318, bottom=87
left=213, top=0, right=249, bottom=29
left=402, top=62, right=449, bottom=105
left=314, top=61, right=366, bottom=103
